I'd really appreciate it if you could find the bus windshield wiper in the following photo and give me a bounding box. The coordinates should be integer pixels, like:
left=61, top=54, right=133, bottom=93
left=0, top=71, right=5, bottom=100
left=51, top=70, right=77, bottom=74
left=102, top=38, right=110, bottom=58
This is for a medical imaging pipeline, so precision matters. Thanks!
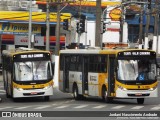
left=23, top=62, right=31, bottom=69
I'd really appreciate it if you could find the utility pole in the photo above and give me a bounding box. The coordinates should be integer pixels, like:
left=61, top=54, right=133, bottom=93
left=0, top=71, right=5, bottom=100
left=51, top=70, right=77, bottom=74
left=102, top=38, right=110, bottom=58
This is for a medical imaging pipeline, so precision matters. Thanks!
left=153, top=0, right=159, bottom=52
left=54, top=2, right=61, bottom=87
left=95, top=0, right=102, bottom=47
left=77, top=0, right=82, bottom=48
left=157, top=1, right=160, bottom=54
left=55, top=1, right=68, bottom=55
left=154, top=0, right=158, bottom=36
left=53, top=0, right=70, bottom=87
left=120, top=0, right=124, bottom=43
left=55, top=4, right=61, bottom=56
left=144, top=0, right=151, bottom=49
left=46, top=0, right=50, bottom=51
left=28, top=0, right=32, bottom=48
left=139, top=7, right=143, bottom=45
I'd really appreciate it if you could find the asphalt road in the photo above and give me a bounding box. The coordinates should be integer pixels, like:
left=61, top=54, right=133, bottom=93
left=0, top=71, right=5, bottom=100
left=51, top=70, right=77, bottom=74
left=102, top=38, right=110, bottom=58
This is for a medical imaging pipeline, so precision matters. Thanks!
left=0, top=74, right=160, bottom=120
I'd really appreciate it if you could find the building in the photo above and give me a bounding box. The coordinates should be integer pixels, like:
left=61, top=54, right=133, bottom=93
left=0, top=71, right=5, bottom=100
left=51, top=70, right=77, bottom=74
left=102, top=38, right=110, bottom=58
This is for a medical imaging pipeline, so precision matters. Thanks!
left=1, top=0, right=160, bottom=51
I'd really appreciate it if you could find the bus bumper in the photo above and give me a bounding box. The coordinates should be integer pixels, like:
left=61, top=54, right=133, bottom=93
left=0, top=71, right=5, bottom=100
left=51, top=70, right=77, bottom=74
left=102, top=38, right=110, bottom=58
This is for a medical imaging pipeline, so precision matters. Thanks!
left=12, top=86, right=54, bottom=98
left=116, top=88, right=158, bottom=98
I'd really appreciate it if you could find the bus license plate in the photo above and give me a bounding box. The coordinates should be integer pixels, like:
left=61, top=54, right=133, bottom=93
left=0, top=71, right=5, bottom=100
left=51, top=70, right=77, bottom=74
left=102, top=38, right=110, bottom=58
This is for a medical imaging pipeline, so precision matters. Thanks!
left=135, top=93, right=142, bottom=96
left=31, top=92, right=37, bottom=95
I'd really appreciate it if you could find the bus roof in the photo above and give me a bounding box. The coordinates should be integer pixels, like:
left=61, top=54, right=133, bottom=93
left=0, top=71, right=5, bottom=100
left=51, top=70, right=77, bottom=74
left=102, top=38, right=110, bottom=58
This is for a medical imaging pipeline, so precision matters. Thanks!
left=60, top=49, right=156, bottom=55
left=2, top=48, right=50, bottom=57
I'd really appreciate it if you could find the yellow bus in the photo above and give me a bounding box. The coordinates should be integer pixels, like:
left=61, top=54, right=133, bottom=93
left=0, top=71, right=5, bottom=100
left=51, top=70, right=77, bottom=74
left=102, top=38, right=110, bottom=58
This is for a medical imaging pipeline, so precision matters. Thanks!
left=59, top=48, right=158, bottom=104
left=2, top=47, right=54, bottom=101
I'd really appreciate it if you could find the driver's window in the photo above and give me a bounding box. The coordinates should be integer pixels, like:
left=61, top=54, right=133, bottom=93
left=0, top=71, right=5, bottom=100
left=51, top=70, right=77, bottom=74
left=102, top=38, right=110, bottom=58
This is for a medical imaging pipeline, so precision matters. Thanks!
left=148, top=64, right=156, bottom=80
left=47, top=62, right=53, bottom=78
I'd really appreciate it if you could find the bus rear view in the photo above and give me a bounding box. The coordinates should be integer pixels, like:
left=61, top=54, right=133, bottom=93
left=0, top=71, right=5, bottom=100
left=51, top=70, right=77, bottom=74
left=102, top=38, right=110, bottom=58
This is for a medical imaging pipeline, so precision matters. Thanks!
left=2, top=48, right=54, bottom=101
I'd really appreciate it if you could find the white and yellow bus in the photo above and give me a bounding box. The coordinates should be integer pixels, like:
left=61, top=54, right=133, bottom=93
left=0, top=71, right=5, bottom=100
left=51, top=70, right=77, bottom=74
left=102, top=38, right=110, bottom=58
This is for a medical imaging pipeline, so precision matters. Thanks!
left=2, top=48, right=54, bottom=101
left=59, top=49, right=158, bottom=104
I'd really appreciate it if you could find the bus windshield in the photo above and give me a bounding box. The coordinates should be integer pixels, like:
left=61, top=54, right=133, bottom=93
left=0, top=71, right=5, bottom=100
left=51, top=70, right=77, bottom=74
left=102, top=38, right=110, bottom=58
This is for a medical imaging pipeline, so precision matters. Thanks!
left=14, top=61, right=53, bottom=81
left=117, top=59, right=156, bottom=81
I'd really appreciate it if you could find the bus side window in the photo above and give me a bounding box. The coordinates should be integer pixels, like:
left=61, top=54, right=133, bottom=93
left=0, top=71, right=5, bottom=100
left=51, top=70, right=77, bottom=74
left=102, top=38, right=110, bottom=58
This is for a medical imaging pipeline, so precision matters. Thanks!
left=88, top=55, right=107, bottom=73
left=12, top=64, right=15, bottom=80
left=77, top=56, right=82, bottom=71
left=70, top=56, right=76, bottom=71
left=60, top=55, right=64, bottom=71
left=52, top=62, right=55, bottom=75
left=5, top=56, right=10, bottom=71
left=9, top=59, right=13, bottom=72
left=89, top=55, right=96, bottom=72
left=101, top=55, right=107, bottom=72
left=148, top=64, right=156, bottom=79
left=47, top=62, right=52, bottom=78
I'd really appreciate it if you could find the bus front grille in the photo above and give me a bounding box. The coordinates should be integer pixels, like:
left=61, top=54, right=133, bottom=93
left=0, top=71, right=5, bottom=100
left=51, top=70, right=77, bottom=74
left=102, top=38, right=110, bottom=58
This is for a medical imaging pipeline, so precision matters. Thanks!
left=127, top=93, right=150, bottom=97
left=23, top=92, right=45, bottom=96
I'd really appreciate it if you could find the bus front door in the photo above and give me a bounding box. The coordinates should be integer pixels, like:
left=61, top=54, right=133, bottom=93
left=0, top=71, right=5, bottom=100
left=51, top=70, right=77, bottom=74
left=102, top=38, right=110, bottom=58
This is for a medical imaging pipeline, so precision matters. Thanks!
left=63, top=56, right=70, bottom=92
left=108, top=55, right=115, bottom=97
left=82, top=56, right=88, bottom=95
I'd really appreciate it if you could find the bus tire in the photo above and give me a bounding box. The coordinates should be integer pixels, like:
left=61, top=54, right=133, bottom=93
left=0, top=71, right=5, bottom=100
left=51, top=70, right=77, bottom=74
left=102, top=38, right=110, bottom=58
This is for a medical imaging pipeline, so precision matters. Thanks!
left=137, top=98, right=144, bottom=104
left=102, top=87, right=112, bottom=103
left=44, top=96, right=50, bottom=101
left=73, top=85, right=80, bottom=100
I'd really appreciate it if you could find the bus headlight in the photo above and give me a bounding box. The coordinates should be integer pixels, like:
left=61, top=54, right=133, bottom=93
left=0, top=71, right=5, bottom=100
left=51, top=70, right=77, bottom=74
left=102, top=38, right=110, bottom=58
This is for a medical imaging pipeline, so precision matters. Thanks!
left=14, top=85, right=23, bottom=91
left=16, top=88, right=23, bottom=91
left=43, top=85, right=51, bottom=90
left=117, top=85, right=127, bottom=91
left=43, top=82, right=53, bottom=90
left=149, top=85, right=157, bottom=91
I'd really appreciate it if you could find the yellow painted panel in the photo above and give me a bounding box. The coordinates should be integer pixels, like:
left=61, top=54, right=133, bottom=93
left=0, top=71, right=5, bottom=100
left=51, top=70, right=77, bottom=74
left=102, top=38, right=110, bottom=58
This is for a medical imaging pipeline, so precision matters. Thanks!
left=98, top=73, right=107, bottom=97
left=99, top=49, right=118, bottom=55
left=36, top=1, right=121, bottom=7
left=115, top=80, right=158, bottom=90
left=69, top=1, right=121, bottom=7
left=13, top=80, right=53, bottom=89
left=0, top=11, right=71, bottom=22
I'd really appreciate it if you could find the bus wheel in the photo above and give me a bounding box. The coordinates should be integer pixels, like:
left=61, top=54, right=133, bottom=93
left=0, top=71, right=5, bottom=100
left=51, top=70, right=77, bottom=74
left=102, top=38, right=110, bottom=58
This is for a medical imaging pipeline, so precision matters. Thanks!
left=137, top=98, right=144, bottom=104
left=73, top=85, right=80, bottom=100
left=102, top=87, right=112, bottom=103
left=44, top=96, right=50, bottom=101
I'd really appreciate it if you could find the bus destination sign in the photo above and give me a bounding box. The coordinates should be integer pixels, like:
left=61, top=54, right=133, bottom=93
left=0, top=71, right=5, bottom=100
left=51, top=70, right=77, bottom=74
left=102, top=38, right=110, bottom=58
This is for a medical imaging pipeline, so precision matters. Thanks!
left=123, top=51, right=150, bottom=56
left=13, top=53, right=50, bottom=62
left=20, top=54, right=43, bottom=58
left=118, top=51, right=156, bottom=57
